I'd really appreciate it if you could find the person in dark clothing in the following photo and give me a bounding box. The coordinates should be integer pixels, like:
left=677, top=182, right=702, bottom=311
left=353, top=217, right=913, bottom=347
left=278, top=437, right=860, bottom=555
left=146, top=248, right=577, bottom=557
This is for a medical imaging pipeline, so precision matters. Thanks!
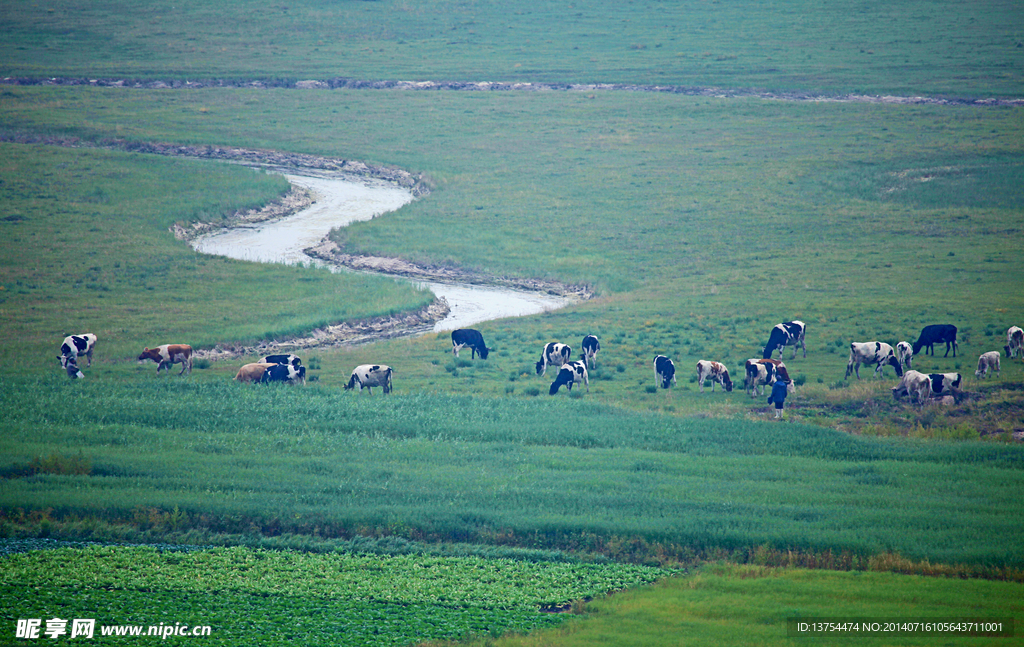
left=767, top=380, right=789, bottom=419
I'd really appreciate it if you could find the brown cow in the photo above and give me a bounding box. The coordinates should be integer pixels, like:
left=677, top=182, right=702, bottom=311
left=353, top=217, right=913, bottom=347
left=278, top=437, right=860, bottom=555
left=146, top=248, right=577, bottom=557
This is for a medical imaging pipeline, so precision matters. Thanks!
left=138, top=344, right=193, bottom=375
left=234, top=362, right=275, bottom=383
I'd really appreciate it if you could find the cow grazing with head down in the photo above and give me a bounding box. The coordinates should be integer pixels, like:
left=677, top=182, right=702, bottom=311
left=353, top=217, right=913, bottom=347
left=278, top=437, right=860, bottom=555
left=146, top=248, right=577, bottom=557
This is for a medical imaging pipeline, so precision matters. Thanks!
left=695, top=360, right=733, bottom=393
left=235, top=362, right=275, bottom=383
left=261, top=363, right=307, bottom=385
left=536, top=342, right=572, bottom=376
left=895, top=341, right=914, bottom=371
left=138, top=344, right=193, bottom=375
left=549, top=360, right=589, bottom=395
left=653, top=355, right=676, bottom=389
left=761, top=321, right=806, bottom=360
left=1005, top=327, right=1023, bottom=360
left=345, top=364, right=393, bottom=394
left=845, top=342, right=903, bottom=379
left=58, top=333, right=97, bottom=372
left=580, top=335, right=601, bottom=369
left=912, top=324, right=959, bottom=358
left=975, top=351, right=1001, bottom=379
left=744, top=359, right=778, bottom=397
left=451, top=329, right=490, bottom=360
left=891, top=370, right=931, bottom=404
left=63, top=357, right=84, bottom=379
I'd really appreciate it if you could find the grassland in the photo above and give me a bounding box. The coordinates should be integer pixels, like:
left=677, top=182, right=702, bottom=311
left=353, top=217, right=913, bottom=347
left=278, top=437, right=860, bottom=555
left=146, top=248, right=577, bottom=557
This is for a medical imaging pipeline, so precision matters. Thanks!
left=2, top=0, right=1024, bottom=97
left=439, top=563, right=1024, bottom=647
left=2, top=0, right=1023, bottom=645
left=1, top=86, right=1022, bottom=435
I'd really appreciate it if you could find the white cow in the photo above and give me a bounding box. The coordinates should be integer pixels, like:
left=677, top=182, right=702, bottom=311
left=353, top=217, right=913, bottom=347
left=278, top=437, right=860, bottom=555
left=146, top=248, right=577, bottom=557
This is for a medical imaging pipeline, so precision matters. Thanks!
left=895, top=341, right=913, bottom=370
left=975, top=351, right=1001, bottom=379
left=891, top=370, right=931, bottom=404
left=846, top=342, right=903, bottom=379
left=58, top=333, right=97, bottom=371
left=927, top=372, right=963, bottom=398
left=344, top=364, right=393, bottom=394
left=580, top=335, right=601, bottom=369
left=1005, top=327, right=1023, bottom=360
left=536, top=342, right=572, bottom=376
left=653, top=355, right=676, bottom=389
left=744, top=359, right=777, bottom=397
left=695, top=360, right=733, bottom=393
left=549, top=361, right=589, bottom=395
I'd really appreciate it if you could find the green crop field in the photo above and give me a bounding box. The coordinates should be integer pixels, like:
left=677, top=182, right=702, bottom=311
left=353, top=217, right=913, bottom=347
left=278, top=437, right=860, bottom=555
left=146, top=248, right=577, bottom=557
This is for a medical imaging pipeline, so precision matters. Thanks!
left=1, top=0, right=1023, bottom=645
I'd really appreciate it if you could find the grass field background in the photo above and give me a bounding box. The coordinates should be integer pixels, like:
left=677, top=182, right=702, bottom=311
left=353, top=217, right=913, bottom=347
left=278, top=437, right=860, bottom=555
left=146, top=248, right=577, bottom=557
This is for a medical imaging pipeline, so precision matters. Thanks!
left=2, top=0, right=1024, bottom=97
left=1, top=0, right=1023, bottom=645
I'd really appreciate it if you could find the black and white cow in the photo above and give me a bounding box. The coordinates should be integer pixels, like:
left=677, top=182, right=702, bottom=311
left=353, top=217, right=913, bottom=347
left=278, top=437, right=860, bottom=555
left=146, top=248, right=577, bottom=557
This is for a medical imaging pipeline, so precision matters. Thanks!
left=928, top=372, right=963, bottom=398
left=975, top=351, right=1001, bottom=379
left=912, top=324, right=959, bottom=357
left=344, top=364, right=393, bottom=394
left=845, top=342, right=904, bottom=379
left=63, top=356, right=84, bottom=379
left=744, top=359, right=778, bottom=397
left=891, top=370, right=931, bottom=404
left=1005, top=326, right=1023, bottom=360
left=895, top=341, right=914, bottom=370
left=58, top=333, right=97, bottom=371
left=653, top=355, right=676, bottom=389
left=761, top=321, right=806, bottom=360
left=549, top=360, right=589, bottom=395
left=695, top=360, right=733, bottom=393
left=536, top=342, right=572, bottom=376
left=451, top=328, right=490, bottom=360
left=580, top=335, right=601, bottom=368
left=261, top=363, right=307, bottom=385
left=259, top=354, right=302, bottom=369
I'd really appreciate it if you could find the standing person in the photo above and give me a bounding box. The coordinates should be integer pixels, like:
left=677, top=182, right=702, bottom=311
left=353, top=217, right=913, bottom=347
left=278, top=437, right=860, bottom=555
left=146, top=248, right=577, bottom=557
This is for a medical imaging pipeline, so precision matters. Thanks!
left=768, top=380, right=789, bottom=419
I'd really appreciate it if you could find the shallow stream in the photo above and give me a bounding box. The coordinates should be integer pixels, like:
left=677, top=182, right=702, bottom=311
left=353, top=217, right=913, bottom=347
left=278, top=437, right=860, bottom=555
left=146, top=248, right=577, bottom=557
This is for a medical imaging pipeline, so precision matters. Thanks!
left=192, top=173, right=576, bottom=334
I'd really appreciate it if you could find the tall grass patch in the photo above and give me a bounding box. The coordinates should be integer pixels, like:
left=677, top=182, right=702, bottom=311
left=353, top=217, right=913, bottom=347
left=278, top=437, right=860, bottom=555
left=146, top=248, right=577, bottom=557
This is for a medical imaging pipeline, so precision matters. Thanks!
left=2, top=375, right=1022, bottom=568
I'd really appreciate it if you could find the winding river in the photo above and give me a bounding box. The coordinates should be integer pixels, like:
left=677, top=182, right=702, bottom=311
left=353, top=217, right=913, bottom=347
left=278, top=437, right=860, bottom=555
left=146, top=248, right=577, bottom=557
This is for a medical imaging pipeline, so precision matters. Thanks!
left=192, top=173, right=577, bottom=335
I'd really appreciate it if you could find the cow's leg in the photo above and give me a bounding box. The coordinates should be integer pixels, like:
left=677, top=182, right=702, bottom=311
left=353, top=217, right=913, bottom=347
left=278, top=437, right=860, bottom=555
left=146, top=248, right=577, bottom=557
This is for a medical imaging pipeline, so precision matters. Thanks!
left=86, top=349, right=93, bottom=367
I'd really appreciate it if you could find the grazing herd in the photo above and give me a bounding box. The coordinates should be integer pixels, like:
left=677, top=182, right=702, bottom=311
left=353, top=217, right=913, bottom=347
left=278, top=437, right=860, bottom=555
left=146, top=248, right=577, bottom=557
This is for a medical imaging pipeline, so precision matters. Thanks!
left=53, top=318, right=1020, bottom=411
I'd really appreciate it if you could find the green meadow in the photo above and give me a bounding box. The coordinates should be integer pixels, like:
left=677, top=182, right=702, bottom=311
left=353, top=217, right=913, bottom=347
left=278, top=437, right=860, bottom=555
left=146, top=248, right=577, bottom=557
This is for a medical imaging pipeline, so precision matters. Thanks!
left=2, top=0, right=1024, bottom=97
left=2, top=0, right=1024, bottom=645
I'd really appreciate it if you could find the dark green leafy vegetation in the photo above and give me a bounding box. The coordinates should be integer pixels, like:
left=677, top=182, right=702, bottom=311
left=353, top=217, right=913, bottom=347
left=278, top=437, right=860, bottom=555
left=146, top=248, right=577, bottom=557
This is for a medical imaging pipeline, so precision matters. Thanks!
left=0, top=546, right=667, bottom=646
